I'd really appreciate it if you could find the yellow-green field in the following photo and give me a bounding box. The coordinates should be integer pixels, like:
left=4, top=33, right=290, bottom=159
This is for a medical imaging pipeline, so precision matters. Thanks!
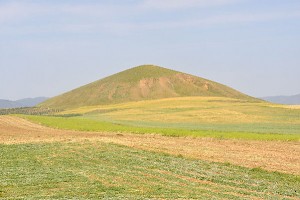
left=54, top=97, right=300, bottom=135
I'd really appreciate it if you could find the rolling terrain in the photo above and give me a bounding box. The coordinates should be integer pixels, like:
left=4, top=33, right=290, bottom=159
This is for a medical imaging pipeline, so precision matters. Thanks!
left=56, top=96, right=300, bottom=135
left=37, top=65, right=298, bottom=138
left=1, top=65, right=299, bottom=199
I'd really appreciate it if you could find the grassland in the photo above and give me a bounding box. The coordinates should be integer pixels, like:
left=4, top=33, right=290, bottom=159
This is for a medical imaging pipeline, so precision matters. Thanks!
left=61, top=97, right=299, bottom=128
left=1, top=141, right=299, bottom=199
left=23, top=115, right=300, bottom=141
left=25, top=96, right=300, bottom=141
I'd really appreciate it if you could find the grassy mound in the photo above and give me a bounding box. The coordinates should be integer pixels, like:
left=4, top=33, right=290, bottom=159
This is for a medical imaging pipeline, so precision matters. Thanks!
left=40, top=65, right=258, bottom=109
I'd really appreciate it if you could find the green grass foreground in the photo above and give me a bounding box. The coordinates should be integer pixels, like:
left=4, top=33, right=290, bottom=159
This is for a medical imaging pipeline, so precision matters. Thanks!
left=22, top=115, right=300, bottom=141
left=0, top=141, right=299, bottom=199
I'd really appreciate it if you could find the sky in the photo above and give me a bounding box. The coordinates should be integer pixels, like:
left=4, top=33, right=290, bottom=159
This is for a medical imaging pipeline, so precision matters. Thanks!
left=1, top=0, right=300, bottom=100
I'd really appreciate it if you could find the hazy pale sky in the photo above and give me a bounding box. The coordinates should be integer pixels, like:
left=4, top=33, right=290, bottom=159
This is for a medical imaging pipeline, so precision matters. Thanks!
left=1, top=0, right=299, bottom=100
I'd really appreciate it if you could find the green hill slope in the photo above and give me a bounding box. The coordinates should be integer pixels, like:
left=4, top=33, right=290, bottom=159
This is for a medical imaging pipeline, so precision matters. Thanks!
left=40, top=65, right=258, bottom=109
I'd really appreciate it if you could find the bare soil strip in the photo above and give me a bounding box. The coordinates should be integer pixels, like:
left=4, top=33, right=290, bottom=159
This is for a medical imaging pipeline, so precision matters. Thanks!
left=1, top=115, right=299, bottom=175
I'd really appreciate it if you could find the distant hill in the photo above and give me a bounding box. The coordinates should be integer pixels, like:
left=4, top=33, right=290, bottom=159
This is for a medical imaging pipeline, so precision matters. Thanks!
left=261, top=94, right=300, bottom=105
left=40, top=65, right=260, bottom=109
left=0, top=97, right=48, bottom=109
left=0, top=100, right=21, bottom=109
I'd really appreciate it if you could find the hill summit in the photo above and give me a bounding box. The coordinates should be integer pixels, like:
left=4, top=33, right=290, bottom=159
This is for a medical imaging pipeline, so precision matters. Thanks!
left=40, top=65, right=257, bottom=109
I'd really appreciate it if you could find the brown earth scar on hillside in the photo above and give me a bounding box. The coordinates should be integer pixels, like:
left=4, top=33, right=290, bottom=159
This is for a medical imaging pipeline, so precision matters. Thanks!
left=0, top=115, right=299, bottom=175
left=139, top=78, right=154, bottom=97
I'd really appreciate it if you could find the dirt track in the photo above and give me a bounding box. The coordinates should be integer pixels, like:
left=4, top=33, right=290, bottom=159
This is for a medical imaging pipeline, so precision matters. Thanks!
left=1, top=115, right=299, bottom=175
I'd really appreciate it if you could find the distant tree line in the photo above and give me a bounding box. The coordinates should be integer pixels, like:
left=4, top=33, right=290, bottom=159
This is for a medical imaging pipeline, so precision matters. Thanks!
left=0, top=107, right=62, bottom=115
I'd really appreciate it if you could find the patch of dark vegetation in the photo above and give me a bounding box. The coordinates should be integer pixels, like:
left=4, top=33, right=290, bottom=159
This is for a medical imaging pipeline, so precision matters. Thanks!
left=207, top=99, right=256, bottom=103
left=86, top=108, right=126, bottom=115
left=50, top=114, right=83, bottom=117
left=0, top=107, right=62, bottom=115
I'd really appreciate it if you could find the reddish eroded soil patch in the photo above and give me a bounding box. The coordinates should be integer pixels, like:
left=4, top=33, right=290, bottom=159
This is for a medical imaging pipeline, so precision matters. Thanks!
left=0, top=116, right=299, bottom=175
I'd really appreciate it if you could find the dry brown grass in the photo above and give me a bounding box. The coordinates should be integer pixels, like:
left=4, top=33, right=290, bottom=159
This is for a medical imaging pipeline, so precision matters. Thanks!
left=1, top=115, right=299, bottom=175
